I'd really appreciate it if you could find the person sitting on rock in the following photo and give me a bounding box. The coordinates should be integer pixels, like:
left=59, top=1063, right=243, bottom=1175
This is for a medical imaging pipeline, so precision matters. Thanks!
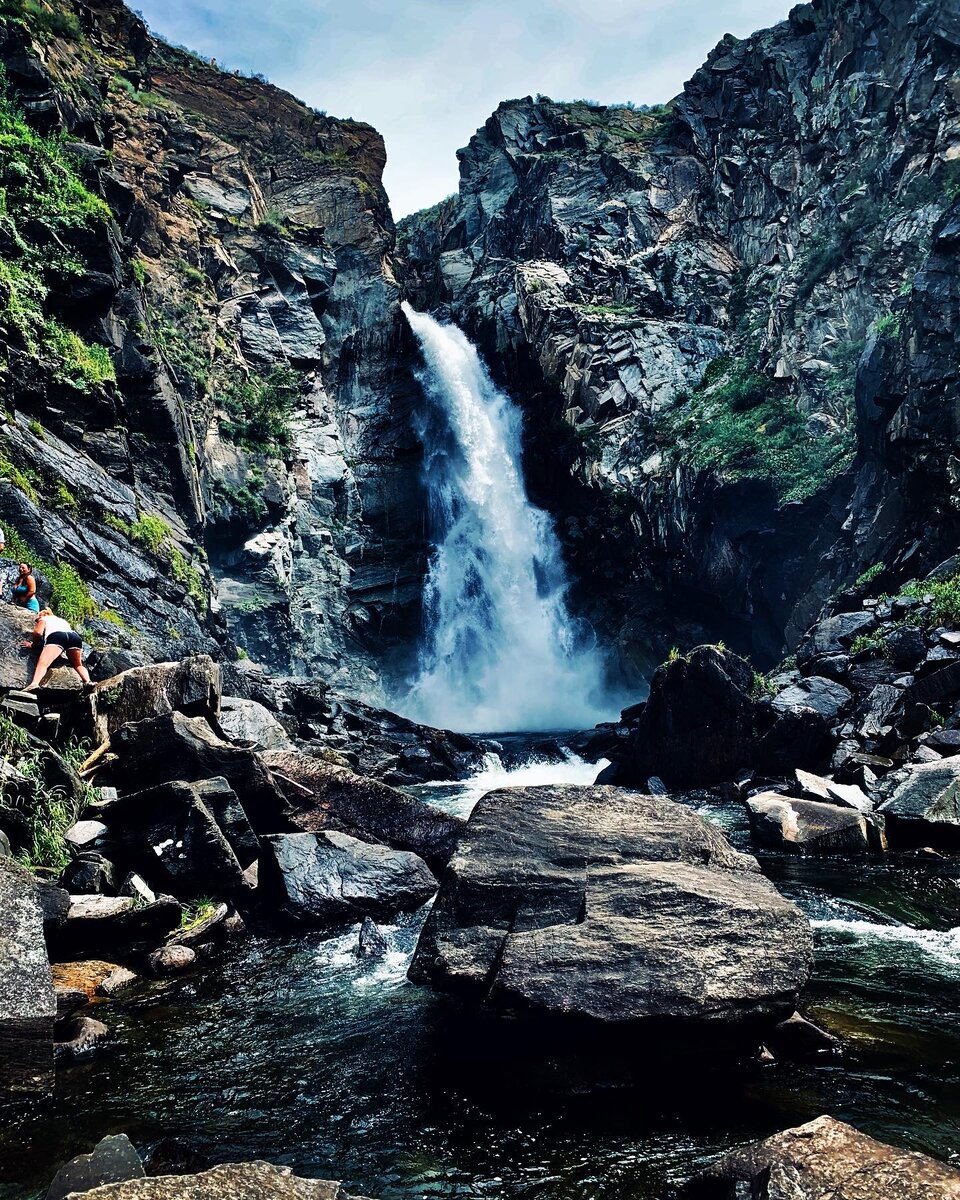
left=11, top=562, right=39, bottom=612
left=23, top=608, right=91, bottom=691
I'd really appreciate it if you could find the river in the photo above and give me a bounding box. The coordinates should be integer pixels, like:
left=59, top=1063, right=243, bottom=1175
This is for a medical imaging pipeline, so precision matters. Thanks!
left=2, top=746, right=959, bottom=1198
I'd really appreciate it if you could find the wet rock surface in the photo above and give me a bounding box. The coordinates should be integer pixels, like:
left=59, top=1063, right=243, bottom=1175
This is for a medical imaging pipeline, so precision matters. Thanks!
left=410, top=785, right=812, bottom=1041
left=62, top=1162, right=374, bottom=1199
left=678, top=1114, right=960, bottom=1199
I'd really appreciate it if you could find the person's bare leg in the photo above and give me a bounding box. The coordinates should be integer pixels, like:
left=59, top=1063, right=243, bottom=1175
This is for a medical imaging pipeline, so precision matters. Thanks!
left=67, top=647, right=91, bottom=684
left=25, top=645, right=64, bottom=689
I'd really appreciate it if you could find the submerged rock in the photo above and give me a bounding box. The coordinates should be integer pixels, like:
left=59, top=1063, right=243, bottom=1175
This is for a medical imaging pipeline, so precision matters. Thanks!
left=45, top=1134, right=144, bottom=1200
left=409, top=785, right=811, bottom=1045
left=677, top=1114, right=960, bottom=1199
left=259, top=831, right=437, bottom=927
left=0, top=857, right=56, bottom=1094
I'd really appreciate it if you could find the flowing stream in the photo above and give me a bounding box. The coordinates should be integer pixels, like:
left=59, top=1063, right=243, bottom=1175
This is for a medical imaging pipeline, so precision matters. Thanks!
left=2, top=751, right=960, bottom=1199
left=399, top=303, right=611, bottom=733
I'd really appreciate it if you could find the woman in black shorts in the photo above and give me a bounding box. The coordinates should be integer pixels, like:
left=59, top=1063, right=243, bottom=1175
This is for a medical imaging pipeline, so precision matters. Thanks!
left=23, top=608, right=92, bottom=691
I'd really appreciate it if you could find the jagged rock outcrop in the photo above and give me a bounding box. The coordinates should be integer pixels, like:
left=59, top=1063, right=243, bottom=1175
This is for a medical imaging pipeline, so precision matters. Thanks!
left=401, top=0, right=960, bottom=671
left=0, top=0, right=423, bottom=693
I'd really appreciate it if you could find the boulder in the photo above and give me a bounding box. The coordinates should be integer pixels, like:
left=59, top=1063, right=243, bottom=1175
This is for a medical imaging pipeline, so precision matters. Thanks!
left=219, top=696, right=293, bottom=751
left=147, top=945, right=196, bottom=975
left=258, top=831, right=437, bottom=927
left=615, top=646, right=757, bottom=789
left=879, top=759, right=960, bottom=848
left=64, top=820, right=108, bottom=852
left=87, top=656, right=222, bottom=743
left=0, top=857, right=56, bottom=1093
left=45, top=1134, right=144, bottom=1200
left=49, top=893, right=182, bottom=961
left=61, top=855, right=117, bottom=895
left=409, top=786, right=812, bottom=1043
left=109, top=713, right=290, bottom=832
left=772, top=676, right=853, bottom=720
left=54, top=1014, right=109, bottom=1059
left=71, top=1162, right=373, bottom=1199
left=756, top=705, right=836, bottom=774
left=797, top=611, right=877, bottom=665
left=96, top=780, right=247, bottom=898
left=794, top=769, right=873, bottom=812
left=357, top=916, right=389, bottom=958
left=261, top=748, right=464, bottom=871
left=746, top=793, right=877, bottom=854
left=50, top=960, right=135, bottom=1001
left=677, top=1114, right=960, bottom=1199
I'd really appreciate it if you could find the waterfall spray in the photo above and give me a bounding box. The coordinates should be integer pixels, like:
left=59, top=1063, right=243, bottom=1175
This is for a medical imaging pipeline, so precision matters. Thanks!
left=401, top=302, right=611, bottom=733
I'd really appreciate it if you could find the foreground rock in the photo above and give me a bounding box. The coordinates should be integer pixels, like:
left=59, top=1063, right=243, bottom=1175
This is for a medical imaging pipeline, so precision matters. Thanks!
left=65, top=1162, right=374, bottom=1199
left=261, top=749, right=464, bottom=871
left=48, top=894, right=182, bottom=962
left=259, top=831, right=436, bottom=926
left=677, top=1114, right=960, bottom=1199
left=0, top=858, right=56, bottom=1093
left=410, top=786, right=811, bottom=1044
left=86, top=657, right=222, bottom=743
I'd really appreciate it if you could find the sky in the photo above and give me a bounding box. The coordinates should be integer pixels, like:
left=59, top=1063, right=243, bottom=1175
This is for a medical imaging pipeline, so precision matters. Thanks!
left=133, top=0, right=791, bottom=218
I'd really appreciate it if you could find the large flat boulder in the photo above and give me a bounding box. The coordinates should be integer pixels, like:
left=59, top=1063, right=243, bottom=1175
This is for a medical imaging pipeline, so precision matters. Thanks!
left=258, top=831, right=437, bottom=926
left=0, top=858, right=55, bottom=1093
left=614, top=646, right=756, bottom=789
left=219, top=696, right=292, bottom=751
left=87, top=656, right=221, bottom=743
left=678, top=1114, right=960, bottom=1199
left=109, top=713, right=290, bottom=832
left=63, top=1162, right=373, bottom=1199
left=409, top=785, right=812, bottom=1042
left=261, top=748, right=464, bottom=871
left=879, top=759, right=960, bottom=848
left=48, top=893, right=182, bottom=962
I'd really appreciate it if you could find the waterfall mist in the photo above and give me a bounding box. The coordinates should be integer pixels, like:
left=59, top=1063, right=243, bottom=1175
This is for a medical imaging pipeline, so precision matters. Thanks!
left=400, top=302, right=613, bottom=733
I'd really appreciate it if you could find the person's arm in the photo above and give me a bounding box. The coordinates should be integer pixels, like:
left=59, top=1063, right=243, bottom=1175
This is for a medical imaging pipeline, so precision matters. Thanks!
left=22, top=616, right=43, bottom=650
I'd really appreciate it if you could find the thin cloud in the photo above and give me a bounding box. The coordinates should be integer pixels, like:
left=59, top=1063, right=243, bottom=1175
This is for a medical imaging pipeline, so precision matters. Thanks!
left=135, top=0, right=790, bottom=216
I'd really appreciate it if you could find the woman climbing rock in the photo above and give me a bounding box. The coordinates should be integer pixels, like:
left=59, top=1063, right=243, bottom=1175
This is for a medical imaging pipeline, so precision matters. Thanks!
left=23, top=608, right=91, bottom=691
left=11, top=562, right=39, bottom=612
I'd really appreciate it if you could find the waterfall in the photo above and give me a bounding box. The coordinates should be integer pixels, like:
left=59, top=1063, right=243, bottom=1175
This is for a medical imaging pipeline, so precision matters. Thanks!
left=400, top=302, right=611, bottom=733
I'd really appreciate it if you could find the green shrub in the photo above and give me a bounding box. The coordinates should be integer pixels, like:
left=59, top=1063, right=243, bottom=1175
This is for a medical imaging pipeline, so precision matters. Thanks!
left=855, top=562, right=884, bottom=587
left=0, top=0, right=82, bottom=41
left=218, top=366, right=299, bottom=456
left=660, top=360, right=854, bottom=503
left=255, top=208, right=290, bottom=238
left=850, top=631, right=887, bottom=656
left=901, top=573, right=960, bottom=627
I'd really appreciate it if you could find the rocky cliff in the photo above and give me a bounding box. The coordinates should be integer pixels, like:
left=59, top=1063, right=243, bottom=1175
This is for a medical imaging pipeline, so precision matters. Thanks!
left=0, top=0, right=422, bottom=693
left=401, top=0, right=960, bottom=675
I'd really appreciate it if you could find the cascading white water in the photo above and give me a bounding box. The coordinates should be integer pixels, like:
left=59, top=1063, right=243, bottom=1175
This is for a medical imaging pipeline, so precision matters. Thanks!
left=400, top=301, right=612, bottom=733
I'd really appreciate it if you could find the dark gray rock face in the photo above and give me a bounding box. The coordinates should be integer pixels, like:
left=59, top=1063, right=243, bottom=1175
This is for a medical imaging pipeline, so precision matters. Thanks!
left=879, top=760, right=960, bottom=848
left=45, top=1134, right=144, bottom=1200
left=614, top=646, right=756, bottom=789
left=677, top=1114, right=960, bottom=1200
left=0, top=857, right=56, bottom=1094
left=401, top=1, right=960, bottom=669
left=109, top=713, right=289, bottom=833
left=49, top=894, right=182, bottom=962
left=258, top=831, right=436, bottom=926
left=410, top=785, right=812, bottom=1042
